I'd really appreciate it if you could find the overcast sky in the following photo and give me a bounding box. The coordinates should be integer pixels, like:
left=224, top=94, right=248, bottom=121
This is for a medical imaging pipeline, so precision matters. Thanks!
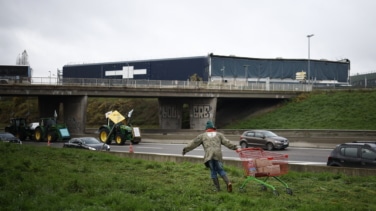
left=1, top=0, right=375, bottom=77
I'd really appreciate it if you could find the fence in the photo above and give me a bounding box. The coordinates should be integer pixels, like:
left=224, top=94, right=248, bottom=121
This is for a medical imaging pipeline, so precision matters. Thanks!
left=30, top=77, right=312, bottom=92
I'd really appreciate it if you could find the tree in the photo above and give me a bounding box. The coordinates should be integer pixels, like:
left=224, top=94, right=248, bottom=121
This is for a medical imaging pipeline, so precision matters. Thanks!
left=189, top=73, right=202, bottom=81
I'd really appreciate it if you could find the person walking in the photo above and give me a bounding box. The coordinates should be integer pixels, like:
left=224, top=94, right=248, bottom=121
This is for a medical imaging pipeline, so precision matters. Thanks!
left=182, top=120, right=239, bottom=192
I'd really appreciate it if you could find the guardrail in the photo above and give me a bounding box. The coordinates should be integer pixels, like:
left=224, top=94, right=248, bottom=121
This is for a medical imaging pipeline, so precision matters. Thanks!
left=29, top=77, right=312, bottom=92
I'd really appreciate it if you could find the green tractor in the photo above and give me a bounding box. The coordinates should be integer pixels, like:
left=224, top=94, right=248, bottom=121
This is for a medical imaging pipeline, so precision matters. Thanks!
left=4, top=117, right=33, bottom=141
left=34, top=117, right=71, bottom=142
left=98, top=109, right=141, bottom=145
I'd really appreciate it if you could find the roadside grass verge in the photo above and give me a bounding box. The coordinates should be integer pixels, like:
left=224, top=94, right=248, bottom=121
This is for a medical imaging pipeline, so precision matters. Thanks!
left=227, top=89, right=376, bottom=130
left=1, top=143, right=375, bottom=210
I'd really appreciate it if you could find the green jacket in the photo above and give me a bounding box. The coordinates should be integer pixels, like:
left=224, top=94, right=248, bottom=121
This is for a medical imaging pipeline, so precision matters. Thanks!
left=183, top=131, right=238, bottom=163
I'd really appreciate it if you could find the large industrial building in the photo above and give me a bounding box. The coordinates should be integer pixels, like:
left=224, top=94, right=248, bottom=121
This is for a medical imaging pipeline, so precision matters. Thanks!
left=0, top=65, right=31, bottom=84
left=63, top=54, right=351, bottom=86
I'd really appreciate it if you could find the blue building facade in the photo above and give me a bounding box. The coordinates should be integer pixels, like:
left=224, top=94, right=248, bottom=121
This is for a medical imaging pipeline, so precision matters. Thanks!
left=63, top=54, right=350, bottom=85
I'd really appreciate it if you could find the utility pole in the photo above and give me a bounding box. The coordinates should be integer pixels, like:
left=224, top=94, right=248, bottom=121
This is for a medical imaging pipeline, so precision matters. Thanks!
left=307, top=34, right=314, bottom=83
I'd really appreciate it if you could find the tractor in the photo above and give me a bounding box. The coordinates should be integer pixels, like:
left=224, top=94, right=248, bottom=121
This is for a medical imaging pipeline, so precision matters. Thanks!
left=98, top=109, right=141, bottom=145
left=34, top=117, right=71, bottom=142
left=4, top=117, right=33, bottom=141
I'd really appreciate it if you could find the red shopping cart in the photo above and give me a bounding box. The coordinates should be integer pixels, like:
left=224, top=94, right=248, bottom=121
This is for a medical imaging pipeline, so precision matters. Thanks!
left=237, top=147, right=292, bottom=196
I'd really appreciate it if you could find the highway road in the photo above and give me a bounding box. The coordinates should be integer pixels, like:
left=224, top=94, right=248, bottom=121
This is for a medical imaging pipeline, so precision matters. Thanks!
left=23, top=139, right=331, bottom=166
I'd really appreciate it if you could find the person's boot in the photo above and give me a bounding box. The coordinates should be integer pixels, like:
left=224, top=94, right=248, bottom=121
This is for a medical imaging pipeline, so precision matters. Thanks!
left=221, top=175, right=232, bottom=192
left=212, top=178, right=220, bottom=191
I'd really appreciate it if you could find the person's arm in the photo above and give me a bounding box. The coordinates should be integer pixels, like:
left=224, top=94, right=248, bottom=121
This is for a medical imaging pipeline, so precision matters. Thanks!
left=182, top=134, right=203, bottom=155
left=220, top=133, right=239, bottom=150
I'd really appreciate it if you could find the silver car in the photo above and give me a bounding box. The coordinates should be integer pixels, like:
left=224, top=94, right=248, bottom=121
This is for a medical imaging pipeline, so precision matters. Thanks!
left=63, top=137, right=110, bottom=151
left=239, top=130, right=289, bottom=150
left=0, top=132, right=22, bottom=144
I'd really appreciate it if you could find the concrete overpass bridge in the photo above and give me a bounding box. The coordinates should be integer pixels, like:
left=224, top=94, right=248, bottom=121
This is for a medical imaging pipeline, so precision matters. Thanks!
left=0, top=78, right=312, bottom=134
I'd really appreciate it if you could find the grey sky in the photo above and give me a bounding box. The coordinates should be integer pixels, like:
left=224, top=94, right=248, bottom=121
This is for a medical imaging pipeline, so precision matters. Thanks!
left=1, top=0, right=375, bottom=77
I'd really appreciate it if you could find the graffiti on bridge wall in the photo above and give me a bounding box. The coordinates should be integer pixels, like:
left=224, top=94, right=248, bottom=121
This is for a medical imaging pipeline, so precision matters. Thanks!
left=160, top=104, right=212, bottom=119
left=161, top=105, right=178, bottom=119
left=193, top=105, right=211, bottom=118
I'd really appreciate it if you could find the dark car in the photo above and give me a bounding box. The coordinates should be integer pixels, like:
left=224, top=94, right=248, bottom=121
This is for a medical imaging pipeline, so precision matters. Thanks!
left=0, top=132, right=22, bottom=144
left=327, top=141, right=376, bottom=168
left=63, top=137, right=110, bottom=151
left=239, top=130, right=289, bottom=150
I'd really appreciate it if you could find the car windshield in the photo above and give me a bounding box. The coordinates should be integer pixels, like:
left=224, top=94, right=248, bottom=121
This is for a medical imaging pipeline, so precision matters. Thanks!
left=262, top=131, right=278, bottom=137
left=82, top=138, right=101, bottom=144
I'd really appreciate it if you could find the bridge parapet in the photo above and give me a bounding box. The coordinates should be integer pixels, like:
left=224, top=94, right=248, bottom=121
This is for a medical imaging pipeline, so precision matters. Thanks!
left=27, top=77, right=312, bottom=92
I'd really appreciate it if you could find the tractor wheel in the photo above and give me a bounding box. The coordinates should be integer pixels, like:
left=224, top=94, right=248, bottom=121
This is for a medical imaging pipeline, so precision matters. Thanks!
left=17, top=132, right=27, bottom=141
left=115, top=134, right=125, bottom=145
left=34, top=128, right=43, bottom=142
left=48, top=131, right=57, bottom=142
left=131, top=137, right=141, bottom=145
left=99, top=128, right=111, bottom=144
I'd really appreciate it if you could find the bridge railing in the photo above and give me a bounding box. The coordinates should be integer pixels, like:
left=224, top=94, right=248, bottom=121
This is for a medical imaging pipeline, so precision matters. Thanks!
left=30, top=77, right=312, bottom=92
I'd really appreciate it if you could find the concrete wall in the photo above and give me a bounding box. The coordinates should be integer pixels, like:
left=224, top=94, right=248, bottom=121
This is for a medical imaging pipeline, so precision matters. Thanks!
left=189, top=98, right=217, bottom=130
left=158, top=97, right=218, bottom=130
left=38, top=95, right=87, bottom=135
left=158, top=98, right=183, bottom=129
left=108, top=151, right=376, bottom=176
left=63, top=96, right=87, bottom=135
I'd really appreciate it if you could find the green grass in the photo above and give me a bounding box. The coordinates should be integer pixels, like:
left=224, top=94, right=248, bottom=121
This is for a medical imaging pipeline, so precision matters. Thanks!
left=1, top=143, right=375, bottom=210
left=227, top=89, right=376, bottom=130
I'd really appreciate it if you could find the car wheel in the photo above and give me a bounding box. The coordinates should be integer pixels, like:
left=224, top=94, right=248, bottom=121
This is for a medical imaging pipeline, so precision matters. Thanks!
left=328, top=162, right=342, bottom=167
left=266, top=143, right=274, bottom=151
left=240, top=142, right=248, bottom=149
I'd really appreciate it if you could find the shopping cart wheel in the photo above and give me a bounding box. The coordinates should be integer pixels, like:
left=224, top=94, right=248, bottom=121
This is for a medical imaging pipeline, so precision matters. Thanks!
left=260, top=185, right=267, bottom=191
left=286, top=188, right=293, bottom=195
left=273, top=190, right=279, bottom=196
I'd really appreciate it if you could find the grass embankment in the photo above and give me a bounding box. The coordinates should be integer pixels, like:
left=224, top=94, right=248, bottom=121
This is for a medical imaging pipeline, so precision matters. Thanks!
left=227, top=89, right=376, bottom=130
left=1, top=143, right=375, bottom=210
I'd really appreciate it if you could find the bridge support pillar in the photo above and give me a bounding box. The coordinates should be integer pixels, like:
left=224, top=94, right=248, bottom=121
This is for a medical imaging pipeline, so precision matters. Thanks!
left=189, top=98, right=217, bottom=130
left=158, top=97, right=217, bottom=130
left=158, top=98, right=183, bottom=129
left=38, top=95, right=87, bottom=135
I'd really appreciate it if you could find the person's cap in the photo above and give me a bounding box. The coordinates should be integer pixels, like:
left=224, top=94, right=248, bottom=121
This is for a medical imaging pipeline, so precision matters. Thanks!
left=205, top=120, right=215, bottom=129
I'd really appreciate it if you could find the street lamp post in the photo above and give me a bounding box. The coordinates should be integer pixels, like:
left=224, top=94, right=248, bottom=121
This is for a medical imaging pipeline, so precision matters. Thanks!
left=307, top=34, right=314, bottom=83
left=243, top=65, right=249, bottom=85
left=221, top=66, right=225, bottom=83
